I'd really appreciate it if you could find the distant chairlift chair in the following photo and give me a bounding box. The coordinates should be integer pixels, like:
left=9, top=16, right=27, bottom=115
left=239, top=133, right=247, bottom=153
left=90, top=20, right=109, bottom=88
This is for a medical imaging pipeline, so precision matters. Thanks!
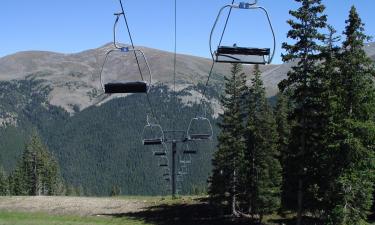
left=142, top=116, right=164, bottom=146
left=158, top=156, right=169, bottom=168
left=186, top=116, right=213, bottom=141
left=209, top=1, right=276, bottom=65
left=100, top=12, right=152, bottom=94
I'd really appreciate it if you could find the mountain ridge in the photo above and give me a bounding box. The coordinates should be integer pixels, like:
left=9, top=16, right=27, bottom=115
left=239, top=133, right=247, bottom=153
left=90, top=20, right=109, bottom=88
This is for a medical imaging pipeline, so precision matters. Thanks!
left=0, top=43, right=281, bottom=114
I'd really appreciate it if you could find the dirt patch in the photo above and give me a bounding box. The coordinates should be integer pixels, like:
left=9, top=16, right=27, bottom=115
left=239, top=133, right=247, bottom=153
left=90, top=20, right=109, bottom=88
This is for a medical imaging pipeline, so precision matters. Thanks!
left=0, top=196, right=150, bottom=216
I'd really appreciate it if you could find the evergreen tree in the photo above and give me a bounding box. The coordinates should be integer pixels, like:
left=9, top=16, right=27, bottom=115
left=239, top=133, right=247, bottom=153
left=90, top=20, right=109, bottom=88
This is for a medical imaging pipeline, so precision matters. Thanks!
left=0, top=166, right=8, bottom=195
left=110, top=184, right=121, bottom=197
left=65, top=184, right=77, bottom=196
left=242, top=65, right=282, bottom=222
left=209, top=63, right=247, bottom=216
left=274, top=92, right=291, bottom=211
left=279, top=0, right=327, bottom=223
left=12, top=132, right=64, bottom=196
left=9, top=164, right=28, bottom=195
left=325, top=6, right=375, bottom=225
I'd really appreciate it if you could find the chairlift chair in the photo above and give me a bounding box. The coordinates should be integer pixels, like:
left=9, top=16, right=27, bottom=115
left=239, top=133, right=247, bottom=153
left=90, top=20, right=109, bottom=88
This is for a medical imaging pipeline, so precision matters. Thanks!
left=183, top=141, right=198, bottom=155
left=154, top=151, right=167, bottom=156
left=180, top=154, right=192, bottom=164
left=99, top=13, right=152, bottom=94
left=180, top=143, right=195, bottom=163
left=186, top=116, right=213, bottom=141
left=162, top=168, right=171, bottom=177
left=142, top=116, right=164, bottom=146
left=209, top=1, right=276, bottom=65
left=179, top=165, right=188, bottom=175
left=158, top=156, right=169, bottom=167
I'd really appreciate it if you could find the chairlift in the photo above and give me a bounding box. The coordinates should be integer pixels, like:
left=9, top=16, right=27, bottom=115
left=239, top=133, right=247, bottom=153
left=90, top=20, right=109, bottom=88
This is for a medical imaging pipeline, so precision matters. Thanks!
left=179, top=165, right=188, bottom=175
left=180, top=154, right=192, bottom=164
left=180, top=143, right=194, bottom=163
left=186, top=116, right=213, bottom=141
left=99, top=13, right=152, bottom=94
left=142, top=116, right=164, bottom=146
left=162, top=168, right=171, bottom=177
left=154, top=151, right=167, bottom=156
left=209, top=1, right=276, bottom=64
left=158, top=156, right=169, bottom=167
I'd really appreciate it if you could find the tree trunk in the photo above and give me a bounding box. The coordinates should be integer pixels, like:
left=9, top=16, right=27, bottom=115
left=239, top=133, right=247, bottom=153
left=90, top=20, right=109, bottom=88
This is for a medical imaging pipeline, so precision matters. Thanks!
left=297, top=179, right=303, bottom=225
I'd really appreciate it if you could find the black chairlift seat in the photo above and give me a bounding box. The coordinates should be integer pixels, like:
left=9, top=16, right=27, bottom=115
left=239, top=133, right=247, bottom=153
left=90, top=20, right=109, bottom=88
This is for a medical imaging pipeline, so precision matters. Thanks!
left=189, top=134, right=212, bottom=140
left=154, top=151, right=167, bottom=156
left=215, top=46, right=271, bottom=65
left=104, top=81, right=148, bottom=94
left=143, top=138, right=163, bottom=146
left=183, top=150, right=197, bottom=154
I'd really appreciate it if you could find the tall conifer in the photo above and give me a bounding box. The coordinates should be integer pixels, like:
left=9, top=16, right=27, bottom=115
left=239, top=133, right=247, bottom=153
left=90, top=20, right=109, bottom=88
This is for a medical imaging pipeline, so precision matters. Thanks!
left=279, top=0, right=327, bottom=223
left=325, top=6, right=375, bottom=225
left=243, top=65, right=282, bottom=221
left=209, top=63, right=247, bottom=216
left=0, top=166, right=8, bottom=196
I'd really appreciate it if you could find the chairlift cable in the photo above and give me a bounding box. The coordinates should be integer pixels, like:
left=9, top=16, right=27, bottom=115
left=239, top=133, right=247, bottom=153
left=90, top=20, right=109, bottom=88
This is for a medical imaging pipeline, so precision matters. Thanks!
left=118, top=0, right=160, bottom=125
left=194, top=0, right=235, bottom=118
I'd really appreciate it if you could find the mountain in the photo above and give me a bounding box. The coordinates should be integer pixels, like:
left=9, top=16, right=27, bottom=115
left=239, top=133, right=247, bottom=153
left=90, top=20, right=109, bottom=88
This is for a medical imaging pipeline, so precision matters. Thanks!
left=0, top=43, right=373, bottom=196
left=0, top=44, right=281, bottom=115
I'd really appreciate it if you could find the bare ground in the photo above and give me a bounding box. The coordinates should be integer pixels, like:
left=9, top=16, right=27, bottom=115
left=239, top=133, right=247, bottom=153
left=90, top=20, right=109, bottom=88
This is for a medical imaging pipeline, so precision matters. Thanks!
left=0, top=196, right=150, bottom=216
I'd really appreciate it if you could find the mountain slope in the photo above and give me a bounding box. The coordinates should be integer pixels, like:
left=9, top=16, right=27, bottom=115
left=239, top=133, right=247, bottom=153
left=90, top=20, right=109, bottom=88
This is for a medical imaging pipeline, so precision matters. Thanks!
left=0, top=43, right=373, bottom=196
left=0, top=44, right=280, bottom=114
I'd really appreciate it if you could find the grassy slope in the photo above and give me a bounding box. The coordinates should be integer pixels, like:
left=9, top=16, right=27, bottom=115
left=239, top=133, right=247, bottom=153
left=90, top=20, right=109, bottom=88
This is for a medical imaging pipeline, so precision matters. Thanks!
left=0, top=211, right=147, bottom=225
left=0, top=196, right=374, bottom=225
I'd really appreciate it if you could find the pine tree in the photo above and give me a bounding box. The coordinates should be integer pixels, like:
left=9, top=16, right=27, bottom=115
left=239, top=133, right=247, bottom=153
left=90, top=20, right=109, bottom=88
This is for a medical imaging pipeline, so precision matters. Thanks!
left=243, top=65, right=282, bottom=222
left=9, top=164, right=28, bottom=195
left=279, top=0, right=327, bottom=223
left=325, top=6, right=375, bottom=225
left=0, top=166, right=8, bottom=196
left=13, top=132, right=64, bottom=196
left=110, top=184, right=121, bottom=197
left=209, top=63, right=247, bottom=216
left=274, top=92, right=291, bottom=211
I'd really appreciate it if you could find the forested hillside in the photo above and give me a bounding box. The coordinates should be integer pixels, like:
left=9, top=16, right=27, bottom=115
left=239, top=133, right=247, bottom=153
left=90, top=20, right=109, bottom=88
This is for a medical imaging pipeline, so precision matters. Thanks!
left=0, top=41, right=373, bottom=196
left=0, top=78, right=218, bottom=195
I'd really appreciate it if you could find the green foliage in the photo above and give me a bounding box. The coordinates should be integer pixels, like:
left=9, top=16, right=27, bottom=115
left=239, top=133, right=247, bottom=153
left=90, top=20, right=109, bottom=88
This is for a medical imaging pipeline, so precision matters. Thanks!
left=323, top=6, right=375, bottom=225
left=0, top=211, right=148, bottom=225
left=0, top=78, right=218, bottom=196
left=110, top=184, right=121, bottom=197
left=242, top=65, right=282, bottom=220
left=280, top=2, right=375, bottom=224
left=9, top=132, right=64, bottom=196
left=209, top=63, right=247, bottom=213
left=0, top=166, right=8, bottom=195
left=279, top=0, right=329, bottom=215
left=209, top=64, right=282, bottom=219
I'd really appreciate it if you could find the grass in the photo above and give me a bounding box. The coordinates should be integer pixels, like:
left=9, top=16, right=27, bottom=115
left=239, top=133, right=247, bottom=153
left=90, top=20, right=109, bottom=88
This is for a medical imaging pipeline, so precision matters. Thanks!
left=0, top=196, right=374, bottom=225
left=0, top=211, right=149, bottom=225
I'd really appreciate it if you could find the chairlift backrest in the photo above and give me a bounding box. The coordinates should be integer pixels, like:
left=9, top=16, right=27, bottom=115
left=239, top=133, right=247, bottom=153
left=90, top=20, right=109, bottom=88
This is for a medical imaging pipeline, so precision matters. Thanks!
left=209, top=1, right=276, bottom=65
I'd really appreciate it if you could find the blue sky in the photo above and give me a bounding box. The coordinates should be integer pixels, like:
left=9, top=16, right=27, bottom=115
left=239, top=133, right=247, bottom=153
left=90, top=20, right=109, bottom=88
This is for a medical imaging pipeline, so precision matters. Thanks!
left=0, top=0, right=374, bottom=64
